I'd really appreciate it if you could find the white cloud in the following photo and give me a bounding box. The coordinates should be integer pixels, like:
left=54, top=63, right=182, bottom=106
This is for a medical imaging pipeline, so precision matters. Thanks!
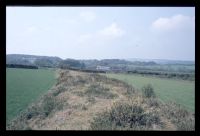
left=77, top=22, right=125, bottom=45
left=80, top=11, right=96, bottom=23
left=151, top=14, right=195, bottom=32
left=98, top=23, right=125, bottom=37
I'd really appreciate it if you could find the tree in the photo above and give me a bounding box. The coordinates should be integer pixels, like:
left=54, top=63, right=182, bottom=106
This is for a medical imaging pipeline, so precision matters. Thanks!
left=59, top=59, right=85, bottom=69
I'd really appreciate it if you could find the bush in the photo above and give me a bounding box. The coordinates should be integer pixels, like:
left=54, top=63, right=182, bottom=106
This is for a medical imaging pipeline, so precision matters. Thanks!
left=41, top=94, right=65, bottom=117
left=90, top=102, right=162, bottom=130
left=42, top=95, right=56, bottom=117
left=142, top=84, right=156, bottom=98
left=25, top=105, right=40, bottom=120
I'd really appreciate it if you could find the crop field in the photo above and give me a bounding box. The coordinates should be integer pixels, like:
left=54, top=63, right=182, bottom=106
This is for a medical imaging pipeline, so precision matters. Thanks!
left=6, top=68, right=56, bottom=124
left=105, top=73, right=195, bottom=112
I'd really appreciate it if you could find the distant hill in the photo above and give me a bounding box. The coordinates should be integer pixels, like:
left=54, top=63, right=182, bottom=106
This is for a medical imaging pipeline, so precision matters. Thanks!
left=79, top=59, right=157, bottom=68
left=7, top=54, right=194, bottom=72
left=126, top=58, right=195, bottom=65
left=6, top=54, right=63, bottom=68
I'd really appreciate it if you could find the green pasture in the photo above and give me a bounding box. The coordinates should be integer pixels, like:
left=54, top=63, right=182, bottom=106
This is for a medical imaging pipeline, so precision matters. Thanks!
left=105, top=73, right=195, bottom=112
left=6, top=68, right=56, bottom=123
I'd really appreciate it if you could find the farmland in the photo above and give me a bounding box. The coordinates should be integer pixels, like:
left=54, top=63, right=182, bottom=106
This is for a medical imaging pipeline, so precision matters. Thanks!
left=6, top=55, right=195, bottom=130
left=7, top=70, right=194, bottom=130
left=105, top=73, right=195, bottom=112
left=6, top=68, right=56, bottom=124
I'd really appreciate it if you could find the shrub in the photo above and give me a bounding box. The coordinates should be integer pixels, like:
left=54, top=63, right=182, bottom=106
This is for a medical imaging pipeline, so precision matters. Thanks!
left=42, top=95, right=56, bottom=117
left=90, top=102, right=162, bottom=130
left=25, top=105, right=40, bottom=120
left=142, top=84, right=156, bottom=98
left=41, top=94, right=65, bottom=117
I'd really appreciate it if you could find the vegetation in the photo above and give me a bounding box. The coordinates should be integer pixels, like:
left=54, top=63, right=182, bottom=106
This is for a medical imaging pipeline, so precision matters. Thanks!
left=6, top=54, right=62, bottom=68
left=105, top=73, right=195, bottom=112
left=59, top=59, right=85, bottom=69
left=6, top=68, right=56, bottom=124
left=7, top=54, right=194, bottom=77
left=84, top=84, right=118, bottom=99
left=7, top=70, right=194, bottom=130
left=142, top=84, right=156, bottom=98
left=127, top=70, right=194, bottom=81
left=160, top=102, right=195, bottom=130
left=90, top=95, right=194, bottom=130
left=6, top=64, right=38, bottom=69
left=90, top=102, right=163, bottom=130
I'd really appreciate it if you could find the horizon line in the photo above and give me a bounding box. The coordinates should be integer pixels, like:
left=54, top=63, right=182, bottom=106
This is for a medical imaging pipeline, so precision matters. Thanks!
left=6, top=53, right=195, bottom=62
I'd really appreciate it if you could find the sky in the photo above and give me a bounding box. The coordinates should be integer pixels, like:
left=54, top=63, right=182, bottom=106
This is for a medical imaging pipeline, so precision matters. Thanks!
left=6, top=7, right=195, bottom=61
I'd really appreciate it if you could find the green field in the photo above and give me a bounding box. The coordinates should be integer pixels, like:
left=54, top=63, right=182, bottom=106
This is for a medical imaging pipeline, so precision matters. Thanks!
left=105, top=73, right=195, bottom=112
left=6, top=68, right=56, bottom=123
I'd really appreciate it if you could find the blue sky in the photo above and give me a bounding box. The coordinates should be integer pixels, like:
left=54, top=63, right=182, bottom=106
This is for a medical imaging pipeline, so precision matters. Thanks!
left=6, top=7, right=195, bottom=60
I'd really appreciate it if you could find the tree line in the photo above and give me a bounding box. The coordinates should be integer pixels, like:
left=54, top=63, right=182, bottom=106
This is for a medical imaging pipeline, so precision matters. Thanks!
left=6, top=64, right=38, bottom=69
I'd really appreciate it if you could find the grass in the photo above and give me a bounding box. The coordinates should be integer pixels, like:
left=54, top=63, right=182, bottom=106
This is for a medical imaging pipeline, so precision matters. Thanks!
left=105, top=73, right=194, bottom=112
left=7, top=69, right=194, bottom=130
left=85, top=84, right=118, bottom=99
left=6, top=68, right=56, bottom=124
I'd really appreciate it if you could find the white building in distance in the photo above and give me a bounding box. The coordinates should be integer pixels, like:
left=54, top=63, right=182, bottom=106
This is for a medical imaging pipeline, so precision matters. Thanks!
left=96, top=65, right=110, bottom=71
